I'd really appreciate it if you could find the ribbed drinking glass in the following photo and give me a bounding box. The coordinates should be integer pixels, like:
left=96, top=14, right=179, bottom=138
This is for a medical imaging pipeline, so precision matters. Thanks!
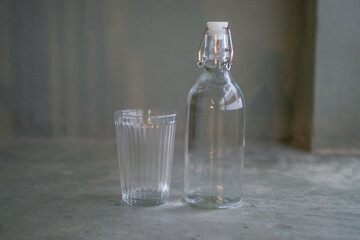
left=114, top=109, right=176, bottom=206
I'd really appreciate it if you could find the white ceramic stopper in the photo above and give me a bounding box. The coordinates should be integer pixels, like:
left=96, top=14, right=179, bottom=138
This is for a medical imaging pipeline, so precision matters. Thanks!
left=207, top=21, right=228, bottom=32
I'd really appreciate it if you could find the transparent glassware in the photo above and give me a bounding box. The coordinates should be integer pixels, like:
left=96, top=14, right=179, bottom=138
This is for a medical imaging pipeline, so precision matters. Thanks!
left=184, top=22, right=245, bottom=208
left=114, top=109, right=176, bottom=206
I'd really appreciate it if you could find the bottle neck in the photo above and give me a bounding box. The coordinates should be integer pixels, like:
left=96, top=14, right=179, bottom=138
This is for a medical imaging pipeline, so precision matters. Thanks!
left=198, top=28, right=232, bottom=71
left=204, top=59, right=228, bottom=72
left=203, top=59, right=233, bottom=84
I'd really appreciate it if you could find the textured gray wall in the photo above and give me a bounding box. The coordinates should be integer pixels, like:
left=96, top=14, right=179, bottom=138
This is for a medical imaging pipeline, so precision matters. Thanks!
left=0, top=0, right=306, bottom=141
left=312, top=0, right=360, bottom=150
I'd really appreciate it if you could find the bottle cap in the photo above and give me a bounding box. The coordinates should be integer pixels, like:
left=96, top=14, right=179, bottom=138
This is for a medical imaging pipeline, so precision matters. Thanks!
left=207, top=21, right=228, bottom=32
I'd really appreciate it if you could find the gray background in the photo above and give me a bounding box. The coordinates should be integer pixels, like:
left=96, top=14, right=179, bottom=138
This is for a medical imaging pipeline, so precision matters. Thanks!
left=1, top=2, right=360, bottom=238
left=312, top=0, right=360, bottom=150
left=0, top=0, right=359, bottom=151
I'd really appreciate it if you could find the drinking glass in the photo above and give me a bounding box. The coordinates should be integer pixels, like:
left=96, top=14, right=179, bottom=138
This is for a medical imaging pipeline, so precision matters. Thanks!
left=114, top=109, right=176, bottom=206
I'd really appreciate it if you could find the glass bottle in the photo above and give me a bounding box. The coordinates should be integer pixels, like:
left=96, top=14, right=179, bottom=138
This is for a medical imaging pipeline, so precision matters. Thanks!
left=184, top=22, right=245, bottom=208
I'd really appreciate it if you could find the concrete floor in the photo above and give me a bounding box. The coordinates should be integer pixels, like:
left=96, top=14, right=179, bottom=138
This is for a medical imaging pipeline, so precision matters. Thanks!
left=1, top=139, right=360, bottom=240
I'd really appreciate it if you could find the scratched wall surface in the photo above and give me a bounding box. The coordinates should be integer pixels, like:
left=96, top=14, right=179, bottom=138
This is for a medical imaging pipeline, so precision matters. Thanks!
left=0, top=0, right=306, bottom=141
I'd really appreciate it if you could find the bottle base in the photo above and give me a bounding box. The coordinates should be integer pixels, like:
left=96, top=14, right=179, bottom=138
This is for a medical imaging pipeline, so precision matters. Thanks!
left=184, top=194, right=242, bottom=209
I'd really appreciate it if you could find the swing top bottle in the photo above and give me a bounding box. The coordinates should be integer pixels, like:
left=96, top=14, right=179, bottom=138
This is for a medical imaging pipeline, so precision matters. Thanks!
left=184, top=22, right=245, bottom=208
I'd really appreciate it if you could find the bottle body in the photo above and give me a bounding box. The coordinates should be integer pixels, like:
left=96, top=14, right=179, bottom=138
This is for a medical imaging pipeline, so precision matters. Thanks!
left=184, top=66, right=245, bottom=208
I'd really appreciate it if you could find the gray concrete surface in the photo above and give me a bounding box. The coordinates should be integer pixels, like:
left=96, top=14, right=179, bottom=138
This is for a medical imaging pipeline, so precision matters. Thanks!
left=1, top=139, right=360, bottom=240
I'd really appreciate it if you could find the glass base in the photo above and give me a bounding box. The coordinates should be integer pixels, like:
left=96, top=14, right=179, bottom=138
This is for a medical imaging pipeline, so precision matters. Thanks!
left=122, top=190, right=168, bottom=206
left=184, top=194, right=242, bottom=209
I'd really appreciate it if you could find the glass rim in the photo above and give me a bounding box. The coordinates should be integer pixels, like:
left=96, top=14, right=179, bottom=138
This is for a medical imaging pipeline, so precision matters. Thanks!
left=114, top=109, right=177, bottom=119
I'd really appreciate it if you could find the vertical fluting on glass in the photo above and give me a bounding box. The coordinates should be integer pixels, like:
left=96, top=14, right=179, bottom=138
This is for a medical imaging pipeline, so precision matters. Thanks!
left=114, top=109, right=176, bottom=206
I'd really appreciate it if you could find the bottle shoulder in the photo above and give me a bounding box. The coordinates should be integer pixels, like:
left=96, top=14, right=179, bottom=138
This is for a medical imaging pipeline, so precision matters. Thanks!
left=187, top=71, right=245, bottom=111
